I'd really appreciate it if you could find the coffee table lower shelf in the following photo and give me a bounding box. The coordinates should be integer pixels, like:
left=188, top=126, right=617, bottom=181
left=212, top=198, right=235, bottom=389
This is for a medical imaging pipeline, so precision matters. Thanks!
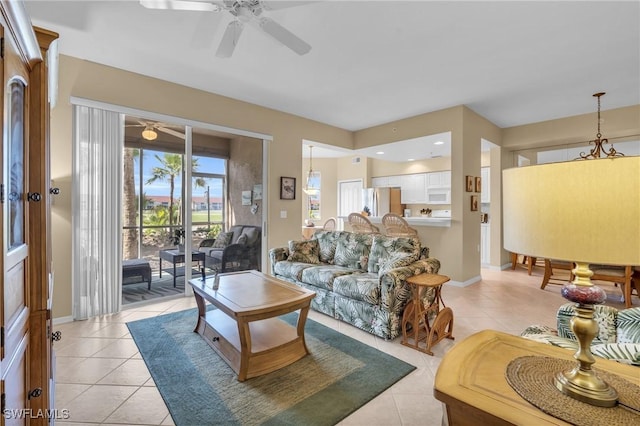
left=196, top=309, right=308, bottom=381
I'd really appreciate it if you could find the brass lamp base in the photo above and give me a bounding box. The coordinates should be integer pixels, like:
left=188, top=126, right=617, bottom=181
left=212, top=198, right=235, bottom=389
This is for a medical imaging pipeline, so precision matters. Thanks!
left=557, top=263, right=619, bottom=408
left=554, top=367, right=618, bottom=407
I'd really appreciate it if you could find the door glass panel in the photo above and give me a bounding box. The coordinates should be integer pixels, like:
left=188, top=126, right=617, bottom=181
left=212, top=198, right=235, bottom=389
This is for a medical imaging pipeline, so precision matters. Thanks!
left=191, top=155, right=225, bottom=248
left=8, top=80, right=25, bottom=249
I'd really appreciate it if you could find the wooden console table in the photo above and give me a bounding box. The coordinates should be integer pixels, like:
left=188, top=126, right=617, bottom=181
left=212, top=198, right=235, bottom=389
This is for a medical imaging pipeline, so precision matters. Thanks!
left=434, top=330, right=640, bottom=425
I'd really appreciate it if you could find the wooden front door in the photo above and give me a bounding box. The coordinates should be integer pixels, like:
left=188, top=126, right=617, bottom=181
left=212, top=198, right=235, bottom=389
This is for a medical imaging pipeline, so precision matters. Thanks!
left=1, top=22, right=33, bottom=425
left=0, top=3, right=58, bottom=425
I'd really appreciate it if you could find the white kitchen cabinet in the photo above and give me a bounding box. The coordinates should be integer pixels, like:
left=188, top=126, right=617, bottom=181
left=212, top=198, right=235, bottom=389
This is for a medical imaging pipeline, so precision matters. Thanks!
left=387, top=175, right=402, bottom=187
left=481, top=223, right=490, bottom=265
left=481, top=167, right=490, bottom=203
left=371, top=176, right=388, bottom=188
left=426, top=170, right=452, bottom=187
left=372, top=175, right=403, bottom=188
left=400, top=173, right=427, bottom=204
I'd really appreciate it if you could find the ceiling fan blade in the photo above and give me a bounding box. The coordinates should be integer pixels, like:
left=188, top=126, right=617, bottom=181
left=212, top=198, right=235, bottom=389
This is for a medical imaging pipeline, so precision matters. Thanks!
left=156, top=126, right=186, bottom=139
left=139, top=0, right=219, bottom=12
left=216, top=20, right=244, bottom=58
left=258, top=17, right=311, bottom=55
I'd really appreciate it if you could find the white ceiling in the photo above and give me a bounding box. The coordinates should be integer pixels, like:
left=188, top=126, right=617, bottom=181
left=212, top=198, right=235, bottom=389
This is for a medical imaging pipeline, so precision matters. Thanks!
left=26, top=1, right=639, bottom=135
left=303, top=131, right=452, bottom=161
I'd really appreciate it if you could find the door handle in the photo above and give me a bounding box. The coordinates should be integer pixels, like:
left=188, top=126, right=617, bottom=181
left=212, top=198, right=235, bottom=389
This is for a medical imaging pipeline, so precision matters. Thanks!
left=50, top=187, right=60, bottom=195
left=28, top=388, right=43, bottom=399
left=27, top=192, right=42, bottom=202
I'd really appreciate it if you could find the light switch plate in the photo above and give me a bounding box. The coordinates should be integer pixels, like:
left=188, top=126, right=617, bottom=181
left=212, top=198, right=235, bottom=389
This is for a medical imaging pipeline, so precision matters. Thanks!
left=280, top=210, right=287, bottom=219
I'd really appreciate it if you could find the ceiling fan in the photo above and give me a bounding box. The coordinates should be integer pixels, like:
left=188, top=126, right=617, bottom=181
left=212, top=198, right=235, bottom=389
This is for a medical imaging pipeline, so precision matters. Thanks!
left=139, top=0, right=312, bottom=58
left=125, top=120, right=185, bottom=140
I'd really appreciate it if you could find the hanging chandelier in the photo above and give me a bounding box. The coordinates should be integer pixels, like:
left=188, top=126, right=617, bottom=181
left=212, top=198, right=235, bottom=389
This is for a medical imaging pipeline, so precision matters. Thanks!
left=303, top=145, right=319, bottom=195
left=578, top=92, right=624, bottom=160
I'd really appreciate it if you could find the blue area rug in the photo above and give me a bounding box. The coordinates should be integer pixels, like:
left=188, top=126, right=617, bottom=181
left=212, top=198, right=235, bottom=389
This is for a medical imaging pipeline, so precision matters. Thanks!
left=127, top=308, right=416, bottom=425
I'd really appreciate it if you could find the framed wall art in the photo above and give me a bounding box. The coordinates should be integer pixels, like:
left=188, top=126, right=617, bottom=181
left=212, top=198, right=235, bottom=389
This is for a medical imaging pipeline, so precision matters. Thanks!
left=471, top=195, right=479, bottom=211
left=253, top=184, right=263, bottom=200
left=241, top=190, right=252, bottom=206
left=475, top=176, right=481, bottom=193
left=280, top=177, right=296, bottom=200
left=465, top=175, right=474, bottom=192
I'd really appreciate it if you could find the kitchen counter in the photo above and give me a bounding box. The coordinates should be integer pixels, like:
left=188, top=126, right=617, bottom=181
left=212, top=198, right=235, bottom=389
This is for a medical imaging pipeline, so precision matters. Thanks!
left=367, top=215, right=451, bottom=228
left=337, top=215, right=451, bottom=228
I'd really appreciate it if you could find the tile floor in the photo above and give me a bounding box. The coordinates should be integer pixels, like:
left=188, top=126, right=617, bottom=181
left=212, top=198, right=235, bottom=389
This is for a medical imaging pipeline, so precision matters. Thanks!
left=52, top=266, right=630, bottom=426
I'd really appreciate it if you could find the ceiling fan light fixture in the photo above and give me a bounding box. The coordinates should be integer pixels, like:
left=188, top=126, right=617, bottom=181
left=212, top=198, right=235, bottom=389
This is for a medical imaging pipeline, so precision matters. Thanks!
left=142, top=126, right=158, bottom=141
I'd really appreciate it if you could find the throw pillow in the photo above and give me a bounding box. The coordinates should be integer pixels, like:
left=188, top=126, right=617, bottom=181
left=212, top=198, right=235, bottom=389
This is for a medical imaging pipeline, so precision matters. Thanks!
left=313, top=231, right=344, bottom=264
left=368, top=234, right=420, bottom=273
left=287, top=240, right=321, bottom=264
left=236, top=234, right=248, bottom=245
left=333, top=233, right=372, bottom=271
left=240, top=227, right=260, bottom=245
left=212, top=231, right=233, bottom=248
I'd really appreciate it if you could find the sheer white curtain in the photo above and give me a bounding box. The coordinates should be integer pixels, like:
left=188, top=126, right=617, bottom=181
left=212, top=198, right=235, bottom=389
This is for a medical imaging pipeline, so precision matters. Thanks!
left=72, top=105, right=123, bottom=319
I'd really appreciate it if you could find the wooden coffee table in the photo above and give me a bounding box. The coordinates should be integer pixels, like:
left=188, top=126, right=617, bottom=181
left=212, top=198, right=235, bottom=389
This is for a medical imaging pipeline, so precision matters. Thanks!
left=188, top=270, right=316, bottom=381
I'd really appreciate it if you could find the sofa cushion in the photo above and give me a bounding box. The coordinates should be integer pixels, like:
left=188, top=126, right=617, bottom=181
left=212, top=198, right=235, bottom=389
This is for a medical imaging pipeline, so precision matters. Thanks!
left=313, top=231, right=345, bottom=264
left=212, top=231, right=233, bottom=248
left=591, top=343, right=640, bottom=365
left=287, top=240, right=321, bottom=264
left=557, top=303, right=618, bottom=344
left=273, top=261, right=314, bottom=281
left=333, top=233, right=372, bottom=270
left=236, top=234, right=248, bottom=245
left=300, top=265, right=358, bottom=291
left=368, top=234, right=420, bottom=273
left=239, top=227, right=260, bottom=246
left=333, top=272, right=380, bottom=304
left=616, top=307, right=640, bottom=343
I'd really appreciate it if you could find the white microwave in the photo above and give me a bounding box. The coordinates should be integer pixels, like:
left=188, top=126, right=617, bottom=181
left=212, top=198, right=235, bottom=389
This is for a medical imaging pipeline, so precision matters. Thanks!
left=427, top=187, right=451, bottom=204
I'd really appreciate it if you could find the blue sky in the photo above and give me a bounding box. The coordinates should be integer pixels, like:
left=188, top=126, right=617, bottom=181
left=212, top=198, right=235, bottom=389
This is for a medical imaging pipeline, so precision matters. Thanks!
left=135, top=150, right=225, bottom=197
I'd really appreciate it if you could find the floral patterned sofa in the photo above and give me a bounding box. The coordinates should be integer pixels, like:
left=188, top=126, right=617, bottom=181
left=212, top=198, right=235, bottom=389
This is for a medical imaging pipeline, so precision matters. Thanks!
left=521, top=303, right=640, bottom=365
left=268, top=230, right=440, bottom=340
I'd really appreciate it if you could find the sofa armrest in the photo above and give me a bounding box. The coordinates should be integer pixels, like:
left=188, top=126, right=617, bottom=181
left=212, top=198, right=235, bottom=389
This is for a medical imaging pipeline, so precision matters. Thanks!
left=268, top=247, right=289, bottom=274
left=378, top=257, right=441, bottom=315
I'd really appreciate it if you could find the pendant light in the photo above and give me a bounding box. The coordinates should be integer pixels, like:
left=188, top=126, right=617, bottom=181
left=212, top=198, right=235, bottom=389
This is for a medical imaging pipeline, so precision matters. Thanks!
left=303, top=145, right=319, bottom=195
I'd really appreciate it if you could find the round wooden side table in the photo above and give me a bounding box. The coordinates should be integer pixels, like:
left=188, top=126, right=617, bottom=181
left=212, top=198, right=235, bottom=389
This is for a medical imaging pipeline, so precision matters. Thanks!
left=401, top=273, right=454, bottom=355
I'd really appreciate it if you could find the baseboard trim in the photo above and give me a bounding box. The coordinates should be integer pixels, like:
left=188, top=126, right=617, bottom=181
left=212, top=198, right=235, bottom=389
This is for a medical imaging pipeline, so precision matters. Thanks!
left=449, top=275, right=481, bottom=287
left=53, top=315, right=73, bottom=325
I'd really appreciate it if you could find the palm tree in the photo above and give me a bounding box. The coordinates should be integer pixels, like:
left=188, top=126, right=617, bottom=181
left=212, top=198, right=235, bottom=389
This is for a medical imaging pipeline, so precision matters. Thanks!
left=146, top=153, right=207, bottom=229
left=146, top=154, right=182, bottom=227
left=122, top=148, right=139, bottom=259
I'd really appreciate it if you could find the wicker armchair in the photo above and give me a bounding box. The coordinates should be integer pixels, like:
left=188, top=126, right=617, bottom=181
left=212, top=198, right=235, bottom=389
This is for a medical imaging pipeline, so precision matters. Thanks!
left=347, top=212, right=380, bottom=234
left=381, top=213, right=418, bottom=237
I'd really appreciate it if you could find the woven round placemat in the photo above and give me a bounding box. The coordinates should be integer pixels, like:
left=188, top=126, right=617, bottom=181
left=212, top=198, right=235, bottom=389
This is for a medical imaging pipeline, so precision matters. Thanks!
left=505, top=356, right=640, bottom=425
